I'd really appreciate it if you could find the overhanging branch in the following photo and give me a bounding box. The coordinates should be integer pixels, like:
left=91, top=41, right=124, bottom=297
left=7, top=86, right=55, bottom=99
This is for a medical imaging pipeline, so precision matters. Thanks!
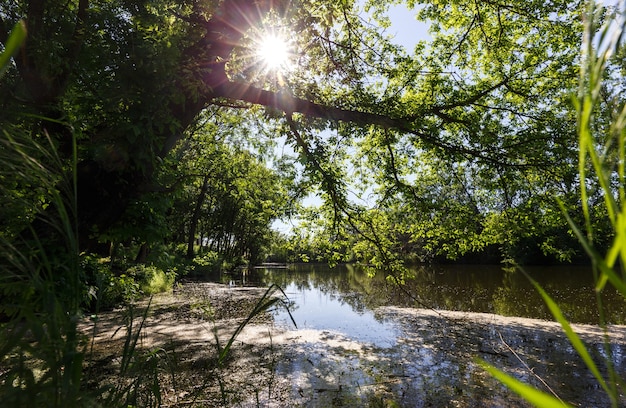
left=211, top=79, right=527, bottom=167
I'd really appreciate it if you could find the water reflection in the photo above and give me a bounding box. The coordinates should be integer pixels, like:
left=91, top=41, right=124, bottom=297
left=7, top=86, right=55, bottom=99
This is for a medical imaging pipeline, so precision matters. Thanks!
left=274, top=281, right=399, bottom=347
left=246, top=263, right=626, bottom=325
left=220, top=264, right=625, bottom=406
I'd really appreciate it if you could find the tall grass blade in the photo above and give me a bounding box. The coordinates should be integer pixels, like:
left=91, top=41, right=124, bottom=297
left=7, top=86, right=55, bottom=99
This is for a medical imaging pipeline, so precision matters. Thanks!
left=217, top=284, right=295, bottom=365
left=557, top=199, right=626, bottom=295
left=478, top=361, right=573, bottom=408
left=120, top=297, right=153, bottom=376
left=528, top=275, right=611, bottom=397
left=0, top=21, right=26, bottom=78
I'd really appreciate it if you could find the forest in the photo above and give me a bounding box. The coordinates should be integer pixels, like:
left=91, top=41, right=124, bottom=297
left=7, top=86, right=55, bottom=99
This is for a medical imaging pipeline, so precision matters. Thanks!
left=1, top=0, right=626, bottom=406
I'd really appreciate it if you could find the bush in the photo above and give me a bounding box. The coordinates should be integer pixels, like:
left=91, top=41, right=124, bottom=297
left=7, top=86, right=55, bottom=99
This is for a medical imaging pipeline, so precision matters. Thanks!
left=127, top=264, right=176, bottom=295
left=81, top=255, right=176, bottom=310
left=188, top=251, right=222, bottom=277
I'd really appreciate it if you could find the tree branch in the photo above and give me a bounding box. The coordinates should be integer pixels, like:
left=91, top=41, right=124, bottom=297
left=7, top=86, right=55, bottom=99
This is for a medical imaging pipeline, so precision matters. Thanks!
left=210, top=79, right=528, bottom=167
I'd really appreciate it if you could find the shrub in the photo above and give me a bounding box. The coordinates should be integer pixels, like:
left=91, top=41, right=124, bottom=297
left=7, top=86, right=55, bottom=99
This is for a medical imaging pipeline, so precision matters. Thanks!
left=188, top=251, right=222, bottom=277
left=126, top=264, right=176, bottom=296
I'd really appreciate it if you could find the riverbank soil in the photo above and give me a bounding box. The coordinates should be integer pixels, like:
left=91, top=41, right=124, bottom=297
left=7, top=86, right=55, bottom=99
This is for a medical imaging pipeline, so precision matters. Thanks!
left=80, top=282, right=626, bottom=407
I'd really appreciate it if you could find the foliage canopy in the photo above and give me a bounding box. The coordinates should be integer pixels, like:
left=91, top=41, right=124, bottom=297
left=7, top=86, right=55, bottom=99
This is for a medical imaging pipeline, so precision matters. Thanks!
left=0, top=0, right=621, bottom=265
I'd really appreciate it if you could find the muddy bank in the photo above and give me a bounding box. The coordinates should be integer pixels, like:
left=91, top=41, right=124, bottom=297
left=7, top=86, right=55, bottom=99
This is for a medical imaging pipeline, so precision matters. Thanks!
left=80, top=282, right=626, bottom=407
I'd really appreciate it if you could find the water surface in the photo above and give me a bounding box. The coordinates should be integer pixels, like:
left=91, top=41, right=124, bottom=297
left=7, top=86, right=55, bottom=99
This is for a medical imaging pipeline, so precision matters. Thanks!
left=223, top=264, right=626, bottom=406
left=273, top=281, right=400, bottom=347
left=240, top=263, right=626, bottom=325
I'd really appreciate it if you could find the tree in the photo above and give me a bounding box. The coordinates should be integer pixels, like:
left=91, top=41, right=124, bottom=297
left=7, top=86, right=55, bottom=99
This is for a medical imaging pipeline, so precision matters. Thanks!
left=163, top=108, right=290, bottom=264
left=287, top=0, right=616, bottom=264
left=0, top=0, right=613, bottom=264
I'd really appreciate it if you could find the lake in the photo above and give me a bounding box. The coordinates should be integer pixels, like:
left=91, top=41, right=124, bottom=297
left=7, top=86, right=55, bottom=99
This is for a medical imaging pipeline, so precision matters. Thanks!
left=234, top=263, right=626, bottom=325
left=214, top=263, right=626, bottom=406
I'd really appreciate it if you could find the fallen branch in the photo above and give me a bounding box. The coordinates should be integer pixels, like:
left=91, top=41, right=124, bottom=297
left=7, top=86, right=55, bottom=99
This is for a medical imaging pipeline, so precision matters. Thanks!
left=497, top=330, right=566, bottom=405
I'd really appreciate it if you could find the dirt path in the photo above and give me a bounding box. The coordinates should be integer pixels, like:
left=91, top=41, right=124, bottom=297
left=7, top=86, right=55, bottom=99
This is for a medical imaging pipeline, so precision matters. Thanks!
left=80, top=282, right=626, bottom=407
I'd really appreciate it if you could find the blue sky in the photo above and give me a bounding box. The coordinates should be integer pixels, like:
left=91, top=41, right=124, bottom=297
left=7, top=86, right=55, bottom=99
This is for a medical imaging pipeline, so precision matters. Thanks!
left=385, top=3, right=430, bottom=51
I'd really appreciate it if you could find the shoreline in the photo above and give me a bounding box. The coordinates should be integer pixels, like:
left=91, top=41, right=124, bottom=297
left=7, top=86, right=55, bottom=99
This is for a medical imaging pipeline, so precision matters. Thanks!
left=80, top=282, right=626, bottom=407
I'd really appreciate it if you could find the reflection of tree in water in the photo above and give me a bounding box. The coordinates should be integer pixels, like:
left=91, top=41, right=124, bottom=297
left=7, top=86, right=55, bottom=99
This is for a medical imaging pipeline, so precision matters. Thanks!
left=254, top=264, right=383, bottom=316
left=254, top=264, right=626, bottom=324
left=380, top=265, right=502, bottom=312
left=491, top=267, right=542, bottom=319
left=492, top=266, right=626, bottom=324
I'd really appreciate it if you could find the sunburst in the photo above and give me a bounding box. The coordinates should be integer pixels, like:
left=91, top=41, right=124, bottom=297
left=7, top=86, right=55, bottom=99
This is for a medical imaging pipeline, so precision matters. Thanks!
left=255, top=31, right=294, bottom=75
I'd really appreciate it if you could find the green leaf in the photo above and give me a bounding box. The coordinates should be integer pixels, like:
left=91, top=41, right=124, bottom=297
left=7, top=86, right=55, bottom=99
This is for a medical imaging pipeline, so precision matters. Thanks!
left=0, top=21, right=27, bottom=79
left=528, top=276, right=611, bottom=396
left=478, top=360, right=573, bottom=408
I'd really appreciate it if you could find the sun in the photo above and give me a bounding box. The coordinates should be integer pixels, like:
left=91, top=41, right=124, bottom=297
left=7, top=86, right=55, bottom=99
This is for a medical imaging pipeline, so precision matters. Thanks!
left=256, top=33, right=292, bottom=71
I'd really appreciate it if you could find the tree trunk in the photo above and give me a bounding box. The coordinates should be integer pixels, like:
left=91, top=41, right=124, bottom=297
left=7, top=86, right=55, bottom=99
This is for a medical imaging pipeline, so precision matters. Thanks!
left=186, top=175, right=210, bottom=259
left=135, top=243, right=150, bottom=264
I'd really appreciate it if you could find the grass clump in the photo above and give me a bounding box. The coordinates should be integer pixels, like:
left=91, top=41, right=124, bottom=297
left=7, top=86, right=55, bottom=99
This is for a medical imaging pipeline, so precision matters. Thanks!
left=127, top=265, right=176, bottom=296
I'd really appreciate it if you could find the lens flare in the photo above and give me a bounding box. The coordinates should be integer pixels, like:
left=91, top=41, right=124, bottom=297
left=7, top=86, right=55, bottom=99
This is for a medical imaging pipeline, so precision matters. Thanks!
left=256, top=33, right=291, bottom=70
